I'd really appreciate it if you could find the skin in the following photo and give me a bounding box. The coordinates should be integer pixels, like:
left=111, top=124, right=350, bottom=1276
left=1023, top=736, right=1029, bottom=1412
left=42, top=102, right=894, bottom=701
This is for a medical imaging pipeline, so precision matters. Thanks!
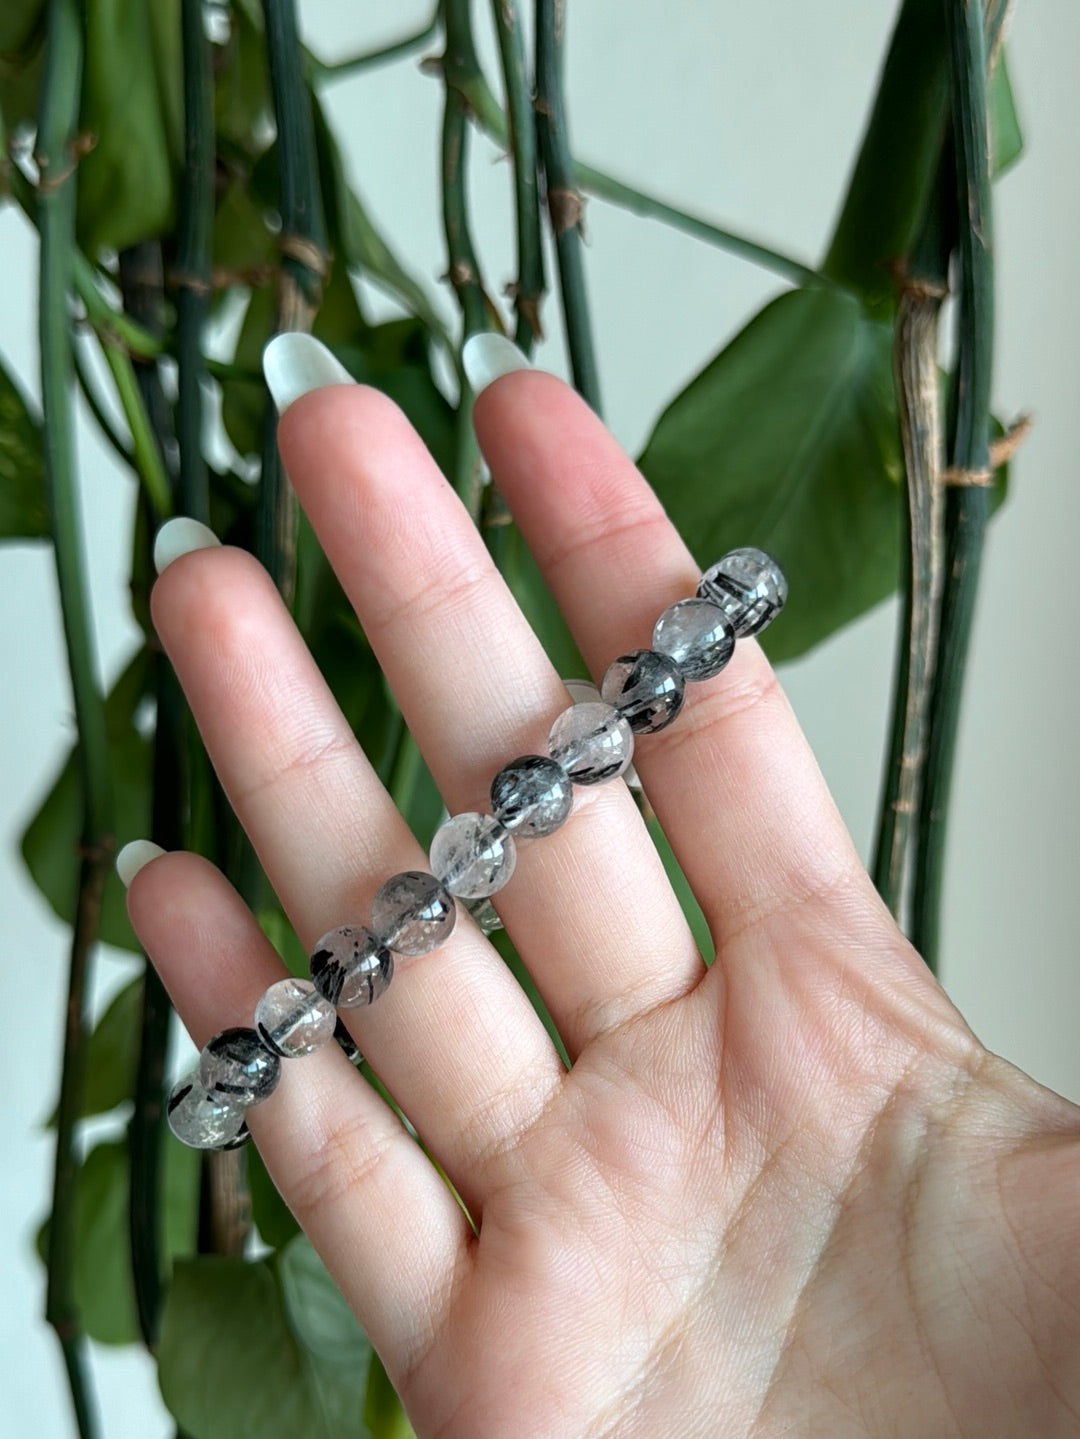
left=128, top=370, right=1080, bottom=1438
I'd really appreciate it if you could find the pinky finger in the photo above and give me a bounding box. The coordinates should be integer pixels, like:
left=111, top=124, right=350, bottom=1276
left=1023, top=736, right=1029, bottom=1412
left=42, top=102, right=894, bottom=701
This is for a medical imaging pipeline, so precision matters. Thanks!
left=123, top=846, right=471, bottom=1376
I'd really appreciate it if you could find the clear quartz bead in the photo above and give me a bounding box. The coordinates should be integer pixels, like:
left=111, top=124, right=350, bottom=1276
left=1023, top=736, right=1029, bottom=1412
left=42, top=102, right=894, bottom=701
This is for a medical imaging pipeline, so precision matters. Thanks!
left=429, top=813, right=516, bottom=899
left=653, top=598, right=736, bottom=681
left=167, top=1071, right=246, bottom=1149
left=562, top=681, right=641, bottom=790
left=548, top=701, right=634, bottom=785
left=490, top=754, right=573, bottom=838
left=255, top=977, right=336, bottom=1058
left=219, top=1122, right=252, bottom=1151
left=697, top=547, right=787, bottom=637
left=601, top=650, right=685, bottom=734
left=371, top=870, right=457, bottom=955
left=199, top=1026, right=280, bottom=1107
left=309, top=925, right=393, bottom=1009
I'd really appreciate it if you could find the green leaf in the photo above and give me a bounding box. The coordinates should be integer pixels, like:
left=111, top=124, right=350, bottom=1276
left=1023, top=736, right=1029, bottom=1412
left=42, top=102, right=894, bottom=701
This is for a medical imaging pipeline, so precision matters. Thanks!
left=310, top=97, right=449, bottom=353
left=220, top=285, right=275, bottom=458
left=38, top=1136, right=199, bottom=1346
left=638, top=287, right=902, bottom=663
left=0, top=0, right=43, bottom=53
left=21, top=650, right=152, bottom=952
left=159, top=1238, right=373, bottom=1439
left=47, top=976, right=143, bottom=1125
left=77, top=0, right=179, bottom=254
left=214, top=0, right=273, bottom=156
left=364, top=1353, right=415, bottom=1439
left=0, top=0, right=45, bottom=134
left=0, top=352, right=48, bottom=538
left=334, top=319, right=456, bottom=479
left=989, top=51, right=1023, bottom=178
left=496, top=524, right=583, bottom=679
left=823, top=0, right=949, bottom=308
left=646, top=815, right=713, bottom=965
left=247, top=1146, right=300, bottom=1250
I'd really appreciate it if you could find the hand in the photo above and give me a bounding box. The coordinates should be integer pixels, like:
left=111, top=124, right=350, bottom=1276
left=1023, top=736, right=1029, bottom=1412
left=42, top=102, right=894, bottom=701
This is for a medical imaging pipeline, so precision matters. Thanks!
left=125, top=337, right=1080, bottom=1438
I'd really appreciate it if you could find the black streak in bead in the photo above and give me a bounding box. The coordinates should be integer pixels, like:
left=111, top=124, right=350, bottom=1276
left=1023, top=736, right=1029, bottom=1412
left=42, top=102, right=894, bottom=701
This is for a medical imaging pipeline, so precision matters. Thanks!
left=309, top=947, right=344, bottom=1005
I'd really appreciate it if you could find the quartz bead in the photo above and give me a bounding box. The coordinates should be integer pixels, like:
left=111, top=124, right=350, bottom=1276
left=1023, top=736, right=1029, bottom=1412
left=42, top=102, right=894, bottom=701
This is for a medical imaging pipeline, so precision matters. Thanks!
left=601, top=650, right=685, bottom=734
left=548, top=701, right=634, bottom=785
left=219, top=1122, right=252, bottom=1151
left=490, top=754, right=573, bottom=838
left=697, top=547, right=787, bottom=637
left=430, top=812, right=516, bottom=899
left=371, top=870, right=457, bottom=955
left=562, top=681, right=641, bottom=790
left=199, top=1026, right=281, bottom=1108
left=309, top=925, right=393, bottom=1009
left=255, top=978, right=337, bottom=1058
left=653, top=598, right=736, bottom=681
left=167, top=1072, right=246, bottom=1149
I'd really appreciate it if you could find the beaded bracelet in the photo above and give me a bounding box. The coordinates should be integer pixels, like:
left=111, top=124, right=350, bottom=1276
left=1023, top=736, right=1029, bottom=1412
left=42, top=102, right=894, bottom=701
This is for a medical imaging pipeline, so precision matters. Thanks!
left=166, top=548, right=787, bottom=1150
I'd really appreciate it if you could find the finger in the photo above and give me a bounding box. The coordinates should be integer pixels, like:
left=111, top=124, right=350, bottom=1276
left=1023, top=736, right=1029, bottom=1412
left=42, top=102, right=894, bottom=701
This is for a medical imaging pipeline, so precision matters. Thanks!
left=472, top=365, right=894, bottom=960
left=274, top=375, right=703, bottom=1056
left=125, top=849, right=468, bottom=1373
left=150, top=544, right=561, bottom=1211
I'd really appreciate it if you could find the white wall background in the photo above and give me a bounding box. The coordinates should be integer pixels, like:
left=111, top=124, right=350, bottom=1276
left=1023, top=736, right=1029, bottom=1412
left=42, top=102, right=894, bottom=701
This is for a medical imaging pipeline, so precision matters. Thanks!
left=1, top=1, right=1076, bottom=1432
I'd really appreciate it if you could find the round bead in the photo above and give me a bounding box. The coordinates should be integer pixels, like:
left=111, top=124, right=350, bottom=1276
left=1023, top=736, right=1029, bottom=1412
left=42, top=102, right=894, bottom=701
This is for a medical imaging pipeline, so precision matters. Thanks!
left=561, top=680, right=642, bottom=790
left=254, top=978, right=337, bottom=1058
left=653, top=598, right=736, bottom=681
left=167, top=1072, right=246, bottom=1150
left=548, top=701, right=634, bottom=785
left=219, top=1122, right=252, bottom=1151
left=697, top=547, right=787, bottom=637
left=198, top=1026, right=281, bottom=1108
left=601, top=650, right=685, bottom=734
left=430, top=812, right=516, bottom=899
left=371, top=870, right=457, bottom=955
left=490, top=755, right=573, bottom=838
left=309, top=925, right=393, bottom=1009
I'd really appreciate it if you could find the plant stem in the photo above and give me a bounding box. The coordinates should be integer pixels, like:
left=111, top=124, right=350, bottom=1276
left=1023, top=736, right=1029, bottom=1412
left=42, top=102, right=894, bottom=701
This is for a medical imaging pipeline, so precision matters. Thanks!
left=440, top=0, right=489, bottom=517
left=174, top=0, right=214, bottom=524
left=97, top=337, right=173, bottom=519
left=911, top=0, right=994, bottom=966
left=456, top=68, right=824, bottom=290
left=535, top=0, right=600, bottom=410
left=37, top=0, right=107, bottom=1432
left=112, top=242, right=175, bottom=1347
left=311, top=8, right=439, bottom=79
left=73, top=344, right=132, bottom=465
left=258, top=0, right=329, bottom=604
left=575, top=161, right=824, bottom=288
left=489, top=0, right=545, bottom=352
left=872, top=268, right=947, bottom=924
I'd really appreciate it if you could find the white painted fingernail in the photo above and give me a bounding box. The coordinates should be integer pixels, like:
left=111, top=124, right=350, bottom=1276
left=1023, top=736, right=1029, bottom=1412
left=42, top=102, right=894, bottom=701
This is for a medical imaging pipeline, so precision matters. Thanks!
left=153, top=517, right=220, bottom=575
left=263, top=332, right=355, bottom=413
left=116, top=840, right=166, bottom=888
left=462, top=333, right=531, bottom=394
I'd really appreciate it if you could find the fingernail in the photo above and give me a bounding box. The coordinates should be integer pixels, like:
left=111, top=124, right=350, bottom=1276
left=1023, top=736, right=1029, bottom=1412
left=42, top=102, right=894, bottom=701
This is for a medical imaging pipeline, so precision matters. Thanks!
left=153, top=517, right=221, bottom=576
left=462, top=333, right=531, bottom=394
left=263, top=332, right=354, bottom=414
left=116, top=840, right=166, bottom=888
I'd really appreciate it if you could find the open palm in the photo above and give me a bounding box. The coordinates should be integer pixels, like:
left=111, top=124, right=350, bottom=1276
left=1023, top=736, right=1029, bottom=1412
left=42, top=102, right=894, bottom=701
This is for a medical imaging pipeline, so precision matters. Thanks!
left=127, top=346, right=1080, bottom=1437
